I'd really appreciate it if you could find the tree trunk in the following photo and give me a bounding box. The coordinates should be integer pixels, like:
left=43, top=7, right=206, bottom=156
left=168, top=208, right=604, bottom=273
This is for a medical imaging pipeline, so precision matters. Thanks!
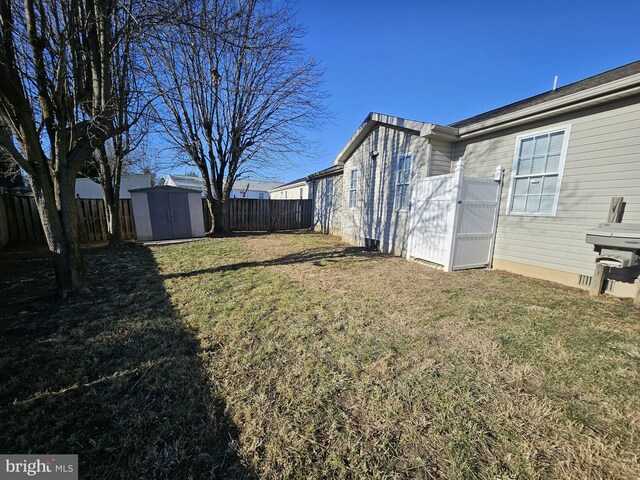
left=102, top=184, right=122, bottom=247
left=204, top=192, right=216, bottom=236
left=29, top=168, right=87, bottom=297
left=105, top=200, right=122, bottom=246
left=98, top=149, right=123, bottom=247
left=213, top=198, right=230, bottom=233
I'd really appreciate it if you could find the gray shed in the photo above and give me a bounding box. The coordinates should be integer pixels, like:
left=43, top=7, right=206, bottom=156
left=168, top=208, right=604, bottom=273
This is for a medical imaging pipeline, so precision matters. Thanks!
left=130, top=186, right=205, bottom=241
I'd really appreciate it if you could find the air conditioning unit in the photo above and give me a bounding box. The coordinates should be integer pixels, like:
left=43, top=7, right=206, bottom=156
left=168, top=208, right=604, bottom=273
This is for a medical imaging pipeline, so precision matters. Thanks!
left=584, top=223, right=640, bottom=268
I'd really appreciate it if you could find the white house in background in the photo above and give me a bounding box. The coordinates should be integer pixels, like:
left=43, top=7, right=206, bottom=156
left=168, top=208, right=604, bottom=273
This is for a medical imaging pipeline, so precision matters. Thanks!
left=75, top=174, right=152, bottom=199
left=309, top=60, right=640, bottom=298
left=164, top=174, right=282, bottom=199
left=269, top=177, right=310, bottom=200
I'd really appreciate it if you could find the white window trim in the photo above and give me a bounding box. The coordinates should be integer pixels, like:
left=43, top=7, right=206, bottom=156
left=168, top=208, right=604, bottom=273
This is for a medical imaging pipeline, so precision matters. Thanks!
left=505, top=125, right=571, bottom=217
left=394, top=152, right=413, bottom=212
left=349, top=169, right=358, bottom=210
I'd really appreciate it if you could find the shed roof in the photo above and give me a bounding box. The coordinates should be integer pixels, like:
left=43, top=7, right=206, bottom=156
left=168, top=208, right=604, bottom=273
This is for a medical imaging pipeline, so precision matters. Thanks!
left=129, top=185, right=198, bottom=193
left=166, top=174, right=282, bottom=192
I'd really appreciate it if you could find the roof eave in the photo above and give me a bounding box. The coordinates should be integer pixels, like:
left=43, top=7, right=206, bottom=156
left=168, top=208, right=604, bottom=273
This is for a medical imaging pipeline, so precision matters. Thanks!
left=457, top=73, right=640, bottom=140
left=268, top=180, right=308, bottom=193
left=307, top=165, right=344, bottom=180
left=333, top=112, right=429, bottom=165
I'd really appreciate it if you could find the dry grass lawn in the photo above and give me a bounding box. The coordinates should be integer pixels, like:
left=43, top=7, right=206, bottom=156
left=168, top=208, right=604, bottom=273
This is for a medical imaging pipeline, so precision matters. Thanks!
left=1, top=231, right=639, bottom=479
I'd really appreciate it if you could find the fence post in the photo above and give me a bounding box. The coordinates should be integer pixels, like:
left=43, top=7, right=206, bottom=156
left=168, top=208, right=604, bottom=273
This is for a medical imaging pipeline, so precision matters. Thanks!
left=444, top=161, right=465, bottom=272
left=590, top=196, right=624, bottom=296
left=0, top=194, right=9, bottom=247
left=266, top=199, right=273, bottom=231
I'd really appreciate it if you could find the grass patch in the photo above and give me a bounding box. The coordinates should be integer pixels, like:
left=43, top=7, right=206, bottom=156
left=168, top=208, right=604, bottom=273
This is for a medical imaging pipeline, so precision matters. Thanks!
left=1, top=232, right=639, bottom=479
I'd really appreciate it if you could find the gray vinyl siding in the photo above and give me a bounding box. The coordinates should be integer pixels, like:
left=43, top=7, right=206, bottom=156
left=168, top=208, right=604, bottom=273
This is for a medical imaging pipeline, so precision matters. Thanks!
left=340, top=124, right=431, bottom=255
left=430, top=139, right=454, bottom=176
left=313, top=174, right=343, bottom=234
left=452, top=95, right=640, bottom=283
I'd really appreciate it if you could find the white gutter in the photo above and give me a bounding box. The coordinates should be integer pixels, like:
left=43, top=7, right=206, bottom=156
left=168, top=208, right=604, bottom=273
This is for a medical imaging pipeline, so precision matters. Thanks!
left=419, top=123, right=459, bottom=141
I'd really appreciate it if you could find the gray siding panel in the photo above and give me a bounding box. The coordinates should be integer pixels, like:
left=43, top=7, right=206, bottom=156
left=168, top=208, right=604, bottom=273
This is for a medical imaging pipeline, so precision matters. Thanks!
left=339, top=124, right=433, bottom=256
left=429, top=139, right=454, bottom=176
left=313, top=174, right=343, bottom=234
left=453, top=95, right=640, bottom=281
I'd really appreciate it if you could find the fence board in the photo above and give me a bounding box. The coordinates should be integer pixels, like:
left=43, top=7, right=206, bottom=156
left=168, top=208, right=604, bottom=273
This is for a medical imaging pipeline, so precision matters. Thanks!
left=0, top=194, right=9, bottom=247
left=97, top=200, right=107, bottom=240
left=119, top=200, right=127, bottom=239
left=21, top=197, right=34, bottom=241
left=0, top=195, right=137, bottom=246
left=13, top=196, right=27, bottom=241
left=201, top=198, right=313, bottom=232
left=6, top=196, right=20, bottom=243
left=1, top=193, right=310, bottom=247
left=77, top=199, right=90, bottom=243
left=126, top=200, right=136, bottom=239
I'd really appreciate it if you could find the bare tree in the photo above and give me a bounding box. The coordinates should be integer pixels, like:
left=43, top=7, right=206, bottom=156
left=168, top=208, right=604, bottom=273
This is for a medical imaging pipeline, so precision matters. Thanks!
left=0, top=0, right=126, bottom=296
left=86, top=0, right=156, bottom=247
left=149, top=0, right=325, bottom=232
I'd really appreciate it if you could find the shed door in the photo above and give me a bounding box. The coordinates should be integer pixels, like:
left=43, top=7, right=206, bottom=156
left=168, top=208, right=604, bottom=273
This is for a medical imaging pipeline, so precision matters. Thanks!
left=168, top=192, right=192, bottom=239
left=147, top=191, right=173, bottom=240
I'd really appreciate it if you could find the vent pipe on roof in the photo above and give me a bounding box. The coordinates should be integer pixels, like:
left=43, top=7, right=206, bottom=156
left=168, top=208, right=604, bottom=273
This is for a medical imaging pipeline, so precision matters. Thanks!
left=552, top=75, right=558, bottom=91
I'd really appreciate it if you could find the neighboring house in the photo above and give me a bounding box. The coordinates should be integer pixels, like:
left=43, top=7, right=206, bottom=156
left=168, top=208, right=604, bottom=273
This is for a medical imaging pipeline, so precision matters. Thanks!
left=75, top=174, right=152, bottom=199
left=309, top=60, right=640, bottom=298
left=309, top=165, right=343, bottom=235
left=165, top=174, right=281, bottom=199
left=269, top=177, right=311, bottom=200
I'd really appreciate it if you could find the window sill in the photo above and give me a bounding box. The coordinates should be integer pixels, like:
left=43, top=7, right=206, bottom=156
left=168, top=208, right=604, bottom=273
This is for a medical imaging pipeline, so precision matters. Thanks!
left=507, top=212, right=556, bottom=218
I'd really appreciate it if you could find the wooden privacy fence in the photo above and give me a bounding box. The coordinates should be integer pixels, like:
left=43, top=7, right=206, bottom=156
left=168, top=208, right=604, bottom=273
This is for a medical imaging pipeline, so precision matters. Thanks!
left=0, top=194, right=312, bottom=247
left=203, top=198, right=313, bottom=232
left=0, top=195, right=10, bottom=248
left=0, top=194, right=136, bottom=245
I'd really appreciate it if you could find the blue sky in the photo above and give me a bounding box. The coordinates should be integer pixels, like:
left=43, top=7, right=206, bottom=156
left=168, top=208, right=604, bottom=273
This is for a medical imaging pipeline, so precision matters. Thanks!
left=164, top=1, right=640, bottom=183
left=265, top=0, right=640, bottom=182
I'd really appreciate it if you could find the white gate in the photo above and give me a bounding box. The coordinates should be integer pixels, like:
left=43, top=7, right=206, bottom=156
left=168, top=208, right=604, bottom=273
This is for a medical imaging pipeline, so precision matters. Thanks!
left=407, top=162, right=502, bottom=271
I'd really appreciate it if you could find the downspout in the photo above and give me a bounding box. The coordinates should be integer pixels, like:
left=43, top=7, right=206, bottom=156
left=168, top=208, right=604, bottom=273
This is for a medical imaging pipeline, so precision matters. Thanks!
left=487, top=165, right=505, bottom=269
left=449, top=141, right=456, bottom=173
left=307, top=175, right=315, bottom=231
